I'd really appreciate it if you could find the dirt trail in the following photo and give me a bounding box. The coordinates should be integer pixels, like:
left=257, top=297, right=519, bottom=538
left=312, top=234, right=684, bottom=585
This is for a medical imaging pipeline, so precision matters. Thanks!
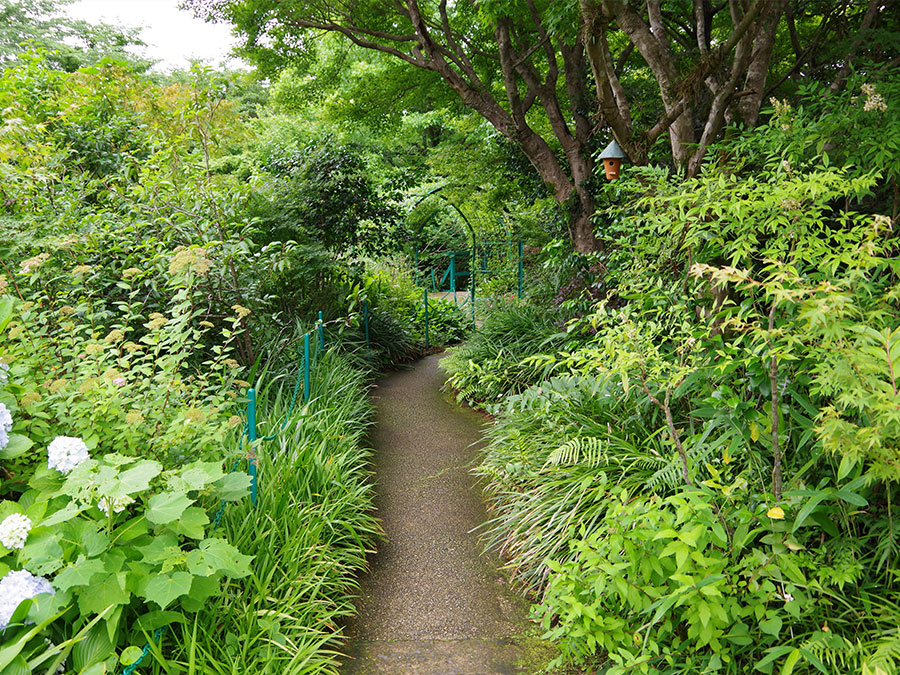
left=341, top=354, right=534, bottom=675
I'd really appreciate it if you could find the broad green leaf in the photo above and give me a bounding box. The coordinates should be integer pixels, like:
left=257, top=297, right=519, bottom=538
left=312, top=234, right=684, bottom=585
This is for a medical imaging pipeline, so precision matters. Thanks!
left=77, top=573, right=130, bottom=615
left=136, top=533, right=178, bottom=563
left=169, top=507, right=209, bottom=540
left=134, top=610, right=185, bottom=632
left=792, top=490, right=832, bottom=532
left=40, top=502, right=83, bottom=528
left=0, top=655, right=29, bottom=675
left=759, top=615, right=783, bottom=637
left=0, top=434, right=32, bottom=460
left=192, top=538, right=252, bottom=578
left=182, top=574, right=221, bottom=611
left=213, top=472, right=251, bottom=502
left=119, top=646, right=144, bottom=667
left=780, top=648, right=801, bottom=675
left=146, top=492, right=194, bottom=525
left=0, top=296, right=14, bottom=333
left=173, top=461, right=225, bottom=491
left=19, top=529, right=64, bottom=575
left=117, top=460, right=163, bottom=494
left=71, top=624, right=113, bottom=673
left=142, top=571, right=193, bottom=609
left=54, top=555, right=105, bottom=592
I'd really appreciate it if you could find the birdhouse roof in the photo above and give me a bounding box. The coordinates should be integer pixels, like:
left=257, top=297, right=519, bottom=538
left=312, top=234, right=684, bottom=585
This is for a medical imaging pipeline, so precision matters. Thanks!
left=598, top=139, right=626, bottom=160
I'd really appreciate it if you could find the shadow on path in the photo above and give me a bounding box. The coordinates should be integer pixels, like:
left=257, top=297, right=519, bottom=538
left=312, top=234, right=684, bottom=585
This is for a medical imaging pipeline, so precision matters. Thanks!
left=340, top=354, right=533, bottom=675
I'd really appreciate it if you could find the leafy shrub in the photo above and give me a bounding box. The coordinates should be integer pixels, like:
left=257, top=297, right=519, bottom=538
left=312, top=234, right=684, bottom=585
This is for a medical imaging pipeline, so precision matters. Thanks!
left=537, top=478, right=899, bottom=675
left=0, top=288, right=254, bottom=672
left=1, top=256, right=249, bottom=489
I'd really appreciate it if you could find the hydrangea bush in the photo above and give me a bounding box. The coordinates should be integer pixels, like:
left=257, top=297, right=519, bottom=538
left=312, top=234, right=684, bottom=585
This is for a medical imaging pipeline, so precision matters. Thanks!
left=0, top=268, right=255, bottom=673
left=1, top=250, right=249, bottom=485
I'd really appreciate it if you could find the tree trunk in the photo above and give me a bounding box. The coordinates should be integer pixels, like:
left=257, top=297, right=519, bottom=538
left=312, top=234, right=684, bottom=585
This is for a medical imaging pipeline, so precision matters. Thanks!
left=738, top=0, right=787, bottom=126
left=568, top=189, right=600, bottom=254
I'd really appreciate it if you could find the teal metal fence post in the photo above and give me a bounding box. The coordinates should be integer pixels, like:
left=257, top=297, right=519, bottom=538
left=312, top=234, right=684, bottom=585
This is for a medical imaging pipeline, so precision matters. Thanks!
left=430, top=268, right=436, bottom=291
left=450, top=255, right=456, bottom=301
left=424, top=286, right=429, bottom=348
left=303, top=332, right=311, bottom=402
left=247, top=388, right=258, bottom=506
left=517, top=240, right=524, bottom=299
left=363, top=299, right=370, bottom=348
left=470, top=244, right=476, bottom=329
left=317, top=310, right=325, bottom=357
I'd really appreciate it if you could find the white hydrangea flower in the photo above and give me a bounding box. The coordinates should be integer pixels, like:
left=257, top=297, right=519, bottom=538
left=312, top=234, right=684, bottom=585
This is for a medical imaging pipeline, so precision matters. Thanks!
left=0, top=361, right=9, bottom=386
left=47, top=436, right=90, bottom=474
left=0, top=569, right=54, bottom=630
left=0, top=401, right=11, bottom=450
left=0, top=513, right=31, bottom=550
left=97, top=495, right=134, bottom=515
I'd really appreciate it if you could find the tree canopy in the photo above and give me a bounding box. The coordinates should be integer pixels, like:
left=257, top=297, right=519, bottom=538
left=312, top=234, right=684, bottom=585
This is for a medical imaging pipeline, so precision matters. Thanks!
left=190, top=0, right=898, bottom=252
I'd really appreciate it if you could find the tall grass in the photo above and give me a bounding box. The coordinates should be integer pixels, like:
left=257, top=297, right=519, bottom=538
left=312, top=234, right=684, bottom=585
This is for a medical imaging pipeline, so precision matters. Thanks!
left=157, top=352, right=380, bottom=675
left=475, top=375, right=671, bottom=593
left=441, top=301, right=568, bottom=403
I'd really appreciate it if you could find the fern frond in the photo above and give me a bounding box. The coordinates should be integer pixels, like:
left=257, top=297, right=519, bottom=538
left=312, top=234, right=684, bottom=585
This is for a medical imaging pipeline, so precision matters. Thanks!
left=543, top=437, right=606, bottom=470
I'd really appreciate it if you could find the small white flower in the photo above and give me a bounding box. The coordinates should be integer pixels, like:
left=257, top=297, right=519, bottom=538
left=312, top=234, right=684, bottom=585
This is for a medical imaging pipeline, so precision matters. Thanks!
left=0, top=569, right=54, bottom=630
left=98, top=495, right=134, bottom=515
left=0, top=362, right=9, bottom=386
left=0, top=513, right=31, bottom=549
left=47, top=436, right=90, bottom=474
left=0, top=402, right=11, bottom=450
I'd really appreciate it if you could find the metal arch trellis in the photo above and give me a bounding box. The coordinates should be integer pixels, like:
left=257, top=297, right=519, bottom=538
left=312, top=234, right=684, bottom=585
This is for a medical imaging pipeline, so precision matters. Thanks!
left=406, top=185, right=524, bottom=328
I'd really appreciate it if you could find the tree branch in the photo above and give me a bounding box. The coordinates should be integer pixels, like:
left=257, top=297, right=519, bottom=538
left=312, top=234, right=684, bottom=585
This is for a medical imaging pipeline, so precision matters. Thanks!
left=829, top=0, right=883, bottom=92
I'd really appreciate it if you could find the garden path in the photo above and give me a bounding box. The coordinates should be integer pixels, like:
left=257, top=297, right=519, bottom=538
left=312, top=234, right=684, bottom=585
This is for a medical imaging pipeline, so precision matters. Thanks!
left=340, top=354, right=535, bottom=674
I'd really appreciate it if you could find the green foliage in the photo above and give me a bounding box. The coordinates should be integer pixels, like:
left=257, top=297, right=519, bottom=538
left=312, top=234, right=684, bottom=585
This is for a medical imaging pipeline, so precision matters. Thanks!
left=254, top=138, right=399, bottom=251
left=0, top=0, right=150, bottom=72
left=0, top=47, right=408, bottom=675
left=536, top=483, right=894, bottom=674
left=161, top=353, right=380, bottom=674
left=0, top=288, right=253, bottom=672
left=441, top=300, right=568, bottom=404
left=475, top=375, right=668, bottom=591
left=447, top=80, right=900, bottom=672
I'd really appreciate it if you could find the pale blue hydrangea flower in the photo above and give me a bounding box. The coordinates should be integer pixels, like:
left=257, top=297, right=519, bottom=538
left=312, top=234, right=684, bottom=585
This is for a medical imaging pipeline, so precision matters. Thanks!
left=0, top=569, right=54, bottom=630
left=47, top=436, right=90, bottom=474
left=0, top=361, right=8, bottom=386
left=0, top=513, right=31, bottom=550
left=0, top=402, right=11, bottom=450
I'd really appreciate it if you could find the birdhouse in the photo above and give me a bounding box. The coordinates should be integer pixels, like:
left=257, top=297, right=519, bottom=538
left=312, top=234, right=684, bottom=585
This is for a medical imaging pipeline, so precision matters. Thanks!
left=598, top=140, right=626, bottom=180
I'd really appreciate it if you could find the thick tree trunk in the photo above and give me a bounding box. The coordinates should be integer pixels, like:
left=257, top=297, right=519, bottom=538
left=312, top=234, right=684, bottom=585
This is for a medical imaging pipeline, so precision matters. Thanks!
left=738, top=0, right=786, bottom=126
left=564, top=188, right=600, bottom=254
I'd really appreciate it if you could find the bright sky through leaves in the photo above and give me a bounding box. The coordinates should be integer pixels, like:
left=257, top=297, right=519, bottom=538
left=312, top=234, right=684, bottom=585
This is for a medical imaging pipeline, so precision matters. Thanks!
left=64, top=0, right=243, bottom=71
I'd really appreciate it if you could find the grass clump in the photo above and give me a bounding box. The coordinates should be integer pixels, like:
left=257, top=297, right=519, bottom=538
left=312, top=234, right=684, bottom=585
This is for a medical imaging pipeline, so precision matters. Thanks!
left=161, top=353, right=380, bottom=675
left=441, top=300, right=568, bottom=404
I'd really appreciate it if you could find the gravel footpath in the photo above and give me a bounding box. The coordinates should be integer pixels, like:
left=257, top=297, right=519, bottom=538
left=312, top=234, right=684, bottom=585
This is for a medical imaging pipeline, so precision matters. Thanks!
left=341, top=354, right=534, bottom=674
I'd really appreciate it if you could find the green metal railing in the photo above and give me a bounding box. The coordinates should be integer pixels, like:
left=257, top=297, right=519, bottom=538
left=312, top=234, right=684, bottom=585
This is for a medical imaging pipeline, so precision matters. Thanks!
left=416, top=240, right=524, bottom=329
